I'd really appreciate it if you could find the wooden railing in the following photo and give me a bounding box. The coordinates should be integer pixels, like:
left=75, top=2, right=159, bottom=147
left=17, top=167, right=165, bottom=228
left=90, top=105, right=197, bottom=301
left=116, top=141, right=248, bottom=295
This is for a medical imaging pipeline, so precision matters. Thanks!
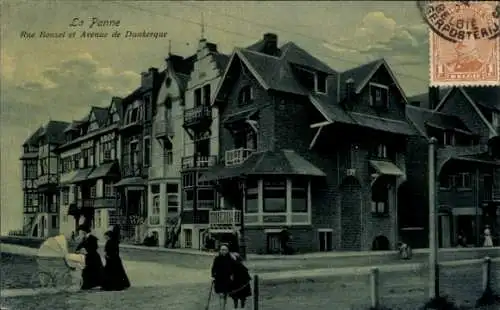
left=181, top=155, right=217, bottom=169
left=209, top=210, right=241, bottom=228
left=225, top=148, right=254, bottom=166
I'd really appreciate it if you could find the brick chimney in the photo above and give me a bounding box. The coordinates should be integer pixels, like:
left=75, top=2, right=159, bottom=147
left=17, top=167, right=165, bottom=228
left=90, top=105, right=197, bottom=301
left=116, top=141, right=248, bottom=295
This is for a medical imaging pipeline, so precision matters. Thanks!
left=262, top=33, right=278, bottom=56
left=428, top=86, right=440, bottom=110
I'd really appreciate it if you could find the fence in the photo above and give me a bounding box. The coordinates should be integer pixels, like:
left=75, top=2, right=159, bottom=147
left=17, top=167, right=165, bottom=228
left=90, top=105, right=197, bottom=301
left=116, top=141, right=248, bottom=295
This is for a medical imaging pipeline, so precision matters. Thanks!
left=248, top=257, right=498, bottom=310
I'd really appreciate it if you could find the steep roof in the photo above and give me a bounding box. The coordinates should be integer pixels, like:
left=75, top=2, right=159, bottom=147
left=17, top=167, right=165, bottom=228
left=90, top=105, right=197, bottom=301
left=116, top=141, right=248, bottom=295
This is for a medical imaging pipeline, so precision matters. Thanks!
left=280, top=42, right=336, bottom=75
left=22, top=126, right=44, bottom=146
left=91, top=106, right=109, bottom=127
left=39, top=120, right=71, bottom=144
left=406, top=105, right=474, bottom=138
left=340, top=59, right=381, bottom=92
left=463, top=87, right=500, bottom=112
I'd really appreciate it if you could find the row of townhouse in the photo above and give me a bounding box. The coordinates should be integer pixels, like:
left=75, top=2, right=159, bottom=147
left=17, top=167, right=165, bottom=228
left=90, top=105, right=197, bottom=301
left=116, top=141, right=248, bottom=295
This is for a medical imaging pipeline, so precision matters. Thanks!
left=20, top=32, right=500, bottom=253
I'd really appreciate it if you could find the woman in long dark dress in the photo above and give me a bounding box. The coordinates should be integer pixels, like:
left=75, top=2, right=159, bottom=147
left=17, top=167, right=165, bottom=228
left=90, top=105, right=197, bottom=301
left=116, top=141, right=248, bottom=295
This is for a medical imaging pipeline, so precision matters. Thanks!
left=229, top=253, right=252, bottom=309
left=75, top=224, right=103, bottom=290
left=211, top=244, right=235, bottom=308
left=102, top=225, right=130, bottom=291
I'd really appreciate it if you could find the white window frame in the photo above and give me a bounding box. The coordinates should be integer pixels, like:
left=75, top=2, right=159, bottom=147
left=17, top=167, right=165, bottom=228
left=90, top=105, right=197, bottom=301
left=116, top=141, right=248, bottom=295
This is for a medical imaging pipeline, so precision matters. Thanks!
left=314, top=73, right=327, bottom=94
left=104, top=183, right=113, bottom=198
left=152, top=194, right=161, bottom=215
left=376, top=144, right=388, bottom=158
left=457, top=172, right=472, bottom=190
left=369, top=82, right=389, bottom=107
left=184, top=229, right=193, bottom=248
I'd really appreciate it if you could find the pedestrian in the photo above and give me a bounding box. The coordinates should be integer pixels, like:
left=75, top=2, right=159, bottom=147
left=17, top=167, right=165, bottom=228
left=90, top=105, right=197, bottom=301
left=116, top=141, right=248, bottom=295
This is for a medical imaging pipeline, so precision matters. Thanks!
left=75, top=224, right=103, bottom=290
left=102, top=225, right=131, bottom=291
left=229, top=253, right=251, bottom=309
left=211, top=244, right=235, bottom=309
left=483, top=225, right=494, bottom=247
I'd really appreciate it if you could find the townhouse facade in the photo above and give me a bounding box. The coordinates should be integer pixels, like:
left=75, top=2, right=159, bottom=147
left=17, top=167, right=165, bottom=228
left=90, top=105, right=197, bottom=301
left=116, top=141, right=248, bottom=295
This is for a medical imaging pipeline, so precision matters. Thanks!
left=406, top=87, right=500, bottom=248
left=199, top=33, right=418, bottom=254
left=20, top=121, right=69, bottom=238
left=178, top=38, right=229, bottom=250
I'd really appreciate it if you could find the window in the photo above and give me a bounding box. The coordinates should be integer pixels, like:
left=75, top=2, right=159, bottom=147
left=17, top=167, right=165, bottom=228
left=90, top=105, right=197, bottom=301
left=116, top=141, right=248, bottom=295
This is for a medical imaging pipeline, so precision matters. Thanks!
left=374, top=144, right=388, bottom=159
left=152, top=195, right=160, bottom=215
left=238, top=86, right=253, bottom=106
left=234, top=128, right=257, bottom=150
left=127, top=107, right=140, bottom=124
left=245, top=179, right=259, bottom=213
left=443, top=131, right=455, bottom=146
left=62, top=188, right=69, bottom=205
left=371, top=181, right=389, bottom=214
left=195, top=137, right=210, bottom=157
left=194, top=88, right=202, bottom=107
left=184, top=229, right=192, bottom=248
left=104, top=183, right=114, bottom=198
left=198, top=189, right=215, bottom=202
left=292, top=179, right=308, bottom=213
left=296, top=67, right=315, bottom=90
left=96, top=210, right=101, bottom=227
left=315, top=72, right=327, bottom=94
left=263, top=178, right=286, bottom=213
left=203, top=84, right=211, bottom=106
left=345, top=144, right=360, bottom=168
left=143, top=137, right=151, bottom=167
left=90, top=185, right=97, bottom=198
left=182, top=173, right=195, bottom=188
left=458, top=173, right=472, bottom=189
left=73, top=153, right=80, bottom=170
left=369, top=83, right=389, bottom=108
left=130, top=141, right=139, bottom=168
left=167, top=184, right=179, bottom=213
left=165, top=147, right=173, bottom=165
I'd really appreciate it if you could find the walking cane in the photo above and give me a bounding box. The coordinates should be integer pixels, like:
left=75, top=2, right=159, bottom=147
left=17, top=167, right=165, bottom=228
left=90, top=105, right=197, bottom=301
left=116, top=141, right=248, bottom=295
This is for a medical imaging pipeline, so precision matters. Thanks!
left=205, top=280, right=214, bottom=310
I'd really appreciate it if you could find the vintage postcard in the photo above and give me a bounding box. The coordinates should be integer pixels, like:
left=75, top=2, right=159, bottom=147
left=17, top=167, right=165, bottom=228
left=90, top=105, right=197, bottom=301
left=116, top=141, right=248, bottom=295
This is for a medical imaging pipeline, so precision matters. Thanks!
left=1, top=1, right=499, bottom=310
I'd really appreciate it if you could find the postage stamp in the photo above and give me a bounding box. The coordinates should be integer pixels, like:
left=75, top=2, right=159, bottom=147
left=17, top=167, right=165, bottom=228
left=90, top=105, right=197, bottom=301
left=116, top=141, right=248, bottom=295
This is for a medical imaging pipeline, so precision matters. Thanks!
left=419, top=1, right=500, bottom=87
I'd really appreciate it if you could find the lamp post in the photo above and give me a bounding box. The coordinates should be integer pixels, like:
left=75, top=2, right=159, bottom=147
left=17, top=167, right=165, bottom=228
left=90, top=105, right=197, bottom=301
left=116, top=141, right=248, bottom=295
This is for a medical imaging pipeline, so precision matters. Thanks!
left=239, top=176, right=247, bottom=260
left=428, top=137, right=439, bottom=300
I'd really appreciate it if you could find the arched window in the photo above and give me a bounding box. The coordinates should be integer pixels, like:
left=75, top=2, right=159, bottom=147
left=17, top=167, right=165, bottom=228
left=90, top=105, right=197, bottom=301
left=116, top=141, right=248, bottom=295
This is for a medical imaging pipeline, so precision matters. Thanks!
left=238, top=85, right=253, bottom=106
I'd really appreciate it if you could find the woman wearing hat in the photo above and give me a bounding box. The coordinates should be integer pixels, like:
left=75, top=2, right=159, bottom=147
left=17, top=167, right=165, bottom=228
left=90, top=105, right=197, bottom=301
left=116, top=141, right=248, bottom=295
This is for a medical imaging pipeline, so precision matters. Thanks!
left=102, top=225, right=130, bottom=291
left=75, top=224, right=103, bottom=290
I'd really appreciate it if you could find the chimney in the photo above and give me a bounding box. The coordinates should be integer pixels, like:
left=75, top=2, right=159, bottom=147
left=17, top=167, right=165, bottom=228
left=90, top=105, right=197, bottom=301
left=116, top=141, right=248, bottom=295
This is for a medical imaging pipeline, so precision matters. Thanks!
left=262, top=33, right=278, bottom=56
left=428, top=86, right=440, bottom=110
left=346, top=78, right=355, bottom=101
left=141, top=67, right=159, bottom=89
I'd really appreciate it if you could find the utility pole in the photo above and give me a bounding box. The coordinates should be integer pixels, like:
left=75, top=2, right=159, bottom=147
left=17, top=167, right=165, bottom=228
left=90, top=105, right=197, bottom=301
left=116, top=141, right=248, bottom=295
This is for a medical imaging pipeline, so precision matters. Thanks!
left=428, top=137, right=439, bottom=300
left=239, top=177, right=247, bottom=260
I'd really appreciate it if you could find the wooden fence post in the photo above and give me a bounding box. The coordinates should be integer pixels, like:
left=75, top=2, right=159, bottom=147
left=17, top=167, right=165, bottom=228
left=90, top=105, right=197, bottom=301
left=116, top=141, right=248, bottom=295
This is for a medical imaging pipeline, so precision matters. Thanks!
left=253, top=275, right=259, bottom=310
left=482, top=256, right=491, bottom=291
left=370, top=267, right=380, bottom=309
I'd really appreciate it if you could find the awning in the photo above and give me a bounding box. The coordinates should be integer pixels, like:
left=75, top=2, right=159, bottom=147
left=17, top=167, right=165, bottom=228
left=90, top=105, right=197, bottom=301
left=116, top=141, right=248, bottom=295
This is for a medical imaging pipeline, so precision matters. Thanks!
left=87, top=162, right=118, bottom=180
left=67, top=203, right=79, bottom=217
left=70, top=168, right=93, bottom=183
left=114, top=177, right=146, bottom=187
left=369, top=160, right=405, bottom=176
left=222, top=108, right=259, bottom=126
left=199, top=149, right=326, bottom=182
left=60, top=170, right=79, bottom=185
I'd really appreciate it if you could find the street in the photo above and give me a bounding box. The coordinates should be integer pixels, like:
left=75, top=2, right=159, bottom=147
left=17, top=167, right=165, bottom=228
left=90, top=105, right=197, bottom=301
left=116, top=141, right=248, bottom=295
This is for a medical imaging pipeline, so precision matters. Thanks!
left=1, top=251, right=499, bottom=310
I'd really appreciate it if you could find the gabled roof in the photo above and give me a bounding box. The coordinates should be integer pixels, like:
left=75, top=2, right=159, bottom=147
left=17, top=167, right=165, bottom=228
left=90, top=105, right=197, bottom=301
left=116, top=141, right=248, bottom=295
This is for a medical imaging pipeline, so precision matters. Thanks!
left=463, top=87, right=500, bottom=112
left=213, top=53, right=230, bottom=73
left=90, top=106, right=109, bottom=127
left=280, top=42, right=336, bottom=75
left=22, top=126, right=44, bottom=146
left=406, top=105, right=474, bottom=139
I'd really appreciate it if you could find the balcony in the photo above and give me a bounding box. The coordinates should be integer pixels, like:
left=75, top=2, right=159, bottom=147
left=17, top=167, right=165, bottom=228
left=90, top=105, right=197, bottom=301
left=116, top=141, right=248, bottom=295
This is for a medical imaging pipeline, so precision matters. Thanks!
left=122, top=163, right=143, bottom=177
left=209, top=210, right=241, bottom=229
left=120, top=119, right=143, bottom=132
left=76, top=199, right=95, bottom=209
left=36, top=174, right=58, bottom=189
left=225, top=148, right=254, bottom=166
left=183, top=105, right=212, bottom=128
left=181, top=155, right=217, bottom=170
left=154, top=120, right=174, bottom=140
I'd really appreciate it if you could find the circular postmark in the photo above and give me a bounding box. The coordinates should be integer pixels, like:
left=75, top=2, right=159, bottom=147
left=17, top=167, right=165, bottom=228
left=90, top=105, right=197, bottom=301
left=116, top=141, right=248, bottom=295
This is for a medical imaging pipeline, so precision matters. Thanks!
left=417, top=1, right=500, bottom=43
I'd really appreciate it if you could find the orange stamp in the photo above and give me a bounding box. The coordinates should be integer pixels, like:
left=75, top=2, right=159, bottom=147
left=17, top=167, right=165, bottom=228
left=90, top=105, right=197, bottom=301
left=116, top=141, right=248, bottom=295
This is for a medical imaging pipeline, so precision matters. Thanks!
left=419, top=1, right=500, bottom=86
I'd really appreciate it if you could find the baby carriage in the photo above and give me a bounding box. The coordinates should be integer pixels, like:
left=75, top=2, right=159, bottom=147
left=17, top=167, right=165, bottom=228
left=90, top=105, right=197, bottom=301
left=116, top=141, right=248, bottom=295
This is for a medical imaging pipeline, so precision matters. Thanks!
left=30, top=234, right=85, bottom=290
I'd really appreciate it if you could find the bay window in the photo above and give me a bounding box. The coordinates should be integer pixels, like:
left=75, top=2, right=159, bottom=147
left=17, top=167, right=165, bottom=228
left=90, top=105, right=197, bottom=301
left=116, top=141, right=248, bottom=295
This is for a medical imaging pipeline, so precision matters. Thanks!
left=245, top=179, right=259, bottom=213
left=263, top=178, right=286, bottom=213
left=291, top=179, right=308, bottom=212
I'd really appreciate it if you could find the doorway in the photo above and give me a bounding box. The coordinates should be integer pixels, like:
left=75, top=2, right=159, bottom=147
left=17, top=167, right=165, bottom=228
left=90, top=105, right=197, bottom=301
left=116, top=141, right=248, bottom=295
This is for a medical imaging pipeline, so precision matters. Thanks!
left=318, top=230, right=333, bottom=252
left=266, top=233, right=281, bottom=254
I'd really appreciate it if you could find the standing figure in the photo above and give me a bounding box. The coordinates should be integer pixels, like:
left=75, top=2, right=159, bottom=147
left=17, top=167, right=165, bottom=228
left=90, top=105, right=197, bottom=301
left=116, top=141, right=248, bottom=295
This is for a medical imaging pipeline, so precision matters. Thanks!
left=229, top=253, right=252, bottom=309
left=211, top=244, right=235, bottom=309
left=279, top=227, right=291, bottom=255
left=483, top=225, right=494, bottom=247
left=75, top=224, right=103, bottom=290
left=102, top=225, right=131, bottom=291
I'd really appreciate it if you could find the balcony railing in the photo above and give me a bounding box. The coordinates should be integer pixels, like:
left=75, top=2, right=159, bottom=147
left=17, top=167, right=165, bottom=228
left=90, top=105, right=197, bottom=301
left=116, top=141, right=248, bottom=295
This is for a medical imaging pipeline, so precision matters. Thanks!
left=122, top=163, right=143, bottom=177
left=37, top=174, right=58, bottom=186
left=183, top=105, right=212, bottom=127
left=181, top=155, right=217, bottom=169
left=225, top=148, right=254, bottom=166
left=154, top=120, right=174, bottom=139
left=209, top=210, right=241, bottom=228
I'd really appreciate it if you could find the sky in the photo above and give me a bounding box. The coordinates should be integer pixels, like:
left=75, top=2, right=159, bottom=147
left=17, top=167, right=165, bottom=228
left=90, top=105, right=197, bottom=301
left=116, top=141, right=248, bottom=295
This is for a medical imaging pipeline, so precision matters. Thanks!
left=0, top=0, right=430, bottom=235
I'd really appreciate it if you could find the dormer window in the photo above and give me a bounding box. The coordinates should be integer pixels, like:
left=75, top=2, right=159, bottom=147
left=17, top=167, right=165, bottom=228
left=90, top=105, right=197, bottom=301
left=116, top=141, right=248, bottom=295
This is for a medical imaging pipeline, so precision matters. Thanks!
left=369, top=83, right=389, bottom=108
left=238, top=85, right=253, bottom=106
left=315, top=72, right=327, bottom=94
left=126, top=106, right=141, bottom=124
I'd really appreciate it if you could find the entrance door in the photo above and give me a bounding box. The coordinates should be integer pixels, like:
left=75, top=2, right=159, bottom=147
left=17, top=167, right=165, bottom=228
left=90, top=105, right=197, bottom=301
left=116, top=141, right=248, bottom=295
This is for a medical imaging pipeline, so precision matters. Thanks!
left=319, top=231, right=333, bottom=252
left=439, top=215, right=451, bottom=248
left=266, top=233, right=281, bottom=254
left=184, top=229, right=192, bottom=248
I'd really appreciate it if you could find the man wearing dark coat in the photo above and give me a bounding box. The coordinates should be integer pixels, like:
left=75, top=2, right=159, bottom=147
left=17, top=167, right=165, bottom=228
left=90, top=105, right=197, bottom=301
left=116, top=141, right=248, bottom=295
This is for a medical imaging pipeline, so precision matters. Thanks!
left=211, top=244, right=235, bottom=308
left=75, top=224, right=103, bottom=290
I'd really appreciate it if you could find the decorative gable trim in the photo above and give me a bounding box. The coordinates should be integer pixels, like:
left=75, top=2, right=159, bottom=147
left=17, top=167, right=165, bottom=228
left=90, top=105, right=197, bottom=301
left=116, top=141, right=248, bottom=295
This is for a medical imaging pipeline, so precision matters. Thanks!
left=435, top=87, right=497, bottom=136
left=355, top=59, right=408, bottom=104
